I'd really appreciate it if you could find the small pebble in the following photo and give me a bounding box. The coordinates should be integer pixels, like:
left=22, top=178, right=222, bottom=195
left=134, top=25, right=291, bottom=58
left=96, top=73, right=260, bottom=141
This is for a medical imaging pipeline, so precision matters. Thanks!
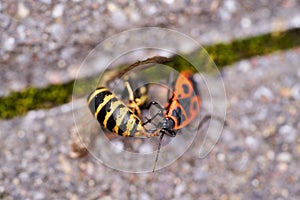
left=99, top=196, right=113, bottom=200
left=219, top=8, right=231, bottom=21
left=276, top=115, right=286, bottom=125
left=139, top=143, right=153, bottom=153
left=3, top=37, right=16, bottom=51
left=241, top=17, right=252, bottom=28
left=0, top=186, right=5, bottom=193
left=287, top=105, right=297, bottom=116
left=217, top=153, right=226, bottom=162
left=245, top=136, right=260, bottom=151
left=267, top=150, right=275, bottom=160
left=86, top=162, right=94, bottom=175
left=33, top=192, right=45, bottom=200
left=224, top=0, right=237, bottom=13
left=251, top=178, right=259, bottom=187
left=254, top=86, right=274, bottom=102
left=0, top=13, right=12, bottom=28
left=297, top=144, right=300, bottom=156
left=48, top=23, right=65, bottom=42
left=279, top=87, right=292, bottom=98
left=279, top=125, right=297, bottom=143
left=237, top=60, right=251, bottom=72
left=163, top=0, right=175, bottom=4
left=277, top=152, right=292, bottom=163
left=18, top=2, right=30, bottom=18
left=58, top=59, right=66, bottom=68
left=17, top=25, right=26, bottom=41
left=37, top=134, right=47, bottom=144
left=19, top=172, right=29, bottom=182
left=291, top=15, right=300, bottom=28
left=140, top=193, right=151, bottom=200
left=174, top=183, right=186, bottom=197
left=17, top=130, right=26, bottom=138
left=52, top=4, right=65, bottom=18
left=278, top=162, right=288, bottom=172
left=111, top=140, right=124, bottom=153
left=291, top=84, right=300, bottom=100
left=145, top=5, right=157, bottom=16
left=39, top=0, right=52, bottom=4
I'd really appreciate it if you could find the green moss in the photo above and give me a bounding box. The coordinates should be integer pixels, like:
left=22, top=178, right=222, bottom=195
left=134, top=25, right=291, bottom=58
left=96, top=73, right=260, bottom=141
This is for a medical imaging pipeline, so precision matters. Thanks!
left=0, top=81, right=74, bottom=119
left=206, top=28, right=300, bottom=68
left=1, top=28, right=300, bottom=119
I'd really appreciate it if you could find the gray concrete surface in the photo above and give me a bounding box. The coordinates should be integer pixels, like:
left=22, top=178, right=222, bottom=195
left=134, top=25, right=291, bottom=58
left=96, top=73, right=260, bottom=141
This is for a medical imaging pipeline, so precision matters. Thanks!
left=1, top=1, right=300, bottom=199
left=1, top=0, right=300, bottom=96
left=1, top=48, right=299, bottom=199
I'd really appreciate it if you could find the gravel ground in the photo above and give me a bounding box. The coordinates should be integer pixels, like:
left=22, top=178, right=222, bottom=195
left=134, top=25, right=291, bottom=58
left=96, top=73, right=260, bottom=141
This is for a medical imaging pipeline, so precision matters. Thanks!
left=0, top=48, right=299, bottom=199
left=1, top=0, right=300, bottom=96
left=1, top=1, right=300, bottom=199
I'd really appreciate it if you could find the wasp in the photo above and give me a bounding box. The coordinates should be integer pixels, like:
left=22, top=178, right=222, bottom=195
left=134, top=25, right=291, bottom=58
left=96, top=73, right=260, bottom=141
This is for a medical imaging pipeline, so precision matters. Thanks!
left=87, top=56, right=172, bottom=138
left=87, top=83, right=156, bottom=138
left=71, top=56, right=171, bottom=159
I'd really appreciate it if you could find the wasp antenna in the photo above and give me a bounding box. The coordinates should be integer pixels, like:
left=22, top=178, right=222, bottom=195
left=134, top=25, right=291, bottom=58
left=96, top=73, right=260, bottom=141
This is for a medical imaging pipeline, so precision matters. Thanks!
left=152, top=133, right=165, bottom=172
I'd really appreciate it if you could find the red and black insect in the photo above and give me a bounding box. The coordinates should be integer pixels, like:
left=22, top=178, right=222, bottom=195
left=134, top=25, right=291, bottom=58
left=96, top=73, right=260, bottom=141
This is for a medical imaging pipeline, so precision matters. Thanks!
left=144, top=70, right=203, bottom=171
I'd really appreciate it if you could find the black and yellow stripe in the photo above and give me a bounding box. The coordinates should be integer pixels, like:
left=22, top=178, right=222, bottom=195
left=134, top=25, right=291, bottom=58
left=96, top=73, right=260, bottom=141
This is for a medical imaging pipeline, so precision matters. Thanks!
left=87, top=87, right=146, bottom=137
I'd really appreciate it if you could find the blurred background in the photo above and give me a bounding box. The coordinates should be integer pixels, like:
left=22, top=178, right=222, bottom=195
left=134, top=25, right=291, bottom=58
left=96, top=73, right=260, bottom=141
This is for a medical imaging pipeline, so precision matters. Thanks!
left=0, top=0, right=300, bottom=199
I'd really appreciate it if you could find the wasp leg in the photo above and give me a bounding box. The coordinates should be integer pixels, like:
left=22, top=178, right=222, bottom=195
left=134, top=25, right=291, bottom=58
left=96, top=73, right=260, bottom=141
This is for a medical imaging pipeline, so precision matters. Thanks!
left=145, top=101, right=164, bottom=110
left=125, top=81, right=142, bottom=117
left=145, top=127, right=159, bottom=133
left=134, top=85, right=148, bottom=108
left=142, top=101, right=165, bottom=127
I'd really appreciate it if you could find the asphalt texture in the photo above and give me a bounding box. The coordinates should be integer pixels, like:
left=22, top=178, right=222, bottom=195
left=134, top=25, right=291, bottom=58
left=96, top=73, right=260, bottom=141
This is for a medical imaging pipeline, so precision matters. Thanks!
left=1, top=0, right=300, bottom=199
left=1, top=0, right=300, bottom=96
left=1, top=48, right=300, bottom=199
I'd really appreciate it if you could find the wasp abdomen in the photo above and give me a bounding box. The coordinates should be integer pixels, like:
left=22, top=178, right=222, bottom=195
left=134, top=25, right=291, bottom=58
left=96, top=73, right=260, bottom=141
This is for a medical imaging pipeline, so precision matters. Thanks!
left=87, top=87, right=145, bottom=137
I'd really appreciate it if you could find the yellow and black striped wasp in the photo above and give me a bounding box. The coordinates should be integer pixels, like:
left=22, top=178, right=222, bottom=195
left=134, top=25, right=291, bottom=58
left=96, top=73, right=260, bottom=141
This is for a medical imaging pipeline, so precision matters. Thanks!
left=86, top=56, right=171, bottom=138
left=71, top=56, right=170, bottom=158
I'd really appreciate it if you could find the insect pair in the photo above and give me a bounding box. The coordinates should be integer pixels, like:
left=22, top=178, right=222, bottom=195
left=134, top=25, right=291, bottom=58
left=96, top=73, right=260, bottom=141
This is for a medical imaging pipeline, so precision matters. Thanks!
left=87, top=56, right=205, bottom=172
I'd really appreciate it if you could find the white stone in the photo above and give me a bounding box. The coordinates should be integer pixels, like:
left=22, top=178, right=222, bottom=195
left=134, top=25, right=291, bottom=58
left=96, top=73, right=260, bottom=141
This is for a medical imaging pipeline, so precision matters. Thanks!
left=241, top=17, right=252, bottom=28
left=219, top=8, right=231, bottom=21
left=17, top=25, right=26, bottom=41
left=52, top=4, right=65, bottom=18
left=279, top=125, right=297, bottom=143
left=277, top=152, right=292, bottom=163
left=291, top=15, right=300, bottom=28
left=3, top=37, right=16, bottom=51
left=39, top=0, right=52, bottom=4
left=291, top=84, right=300, bottom=100
left=254, top=86, right=274, bottom=101
left=238, top=60, right=251, bottom=72
left=139, top=143, right=153, bottom=153
left=111, top=141, right=124, bottom=153
left=224, top=0, right=237, bottom=13
left=163, top=0, right=174, bottom=4
left=18, top=2, right=30, bottom=18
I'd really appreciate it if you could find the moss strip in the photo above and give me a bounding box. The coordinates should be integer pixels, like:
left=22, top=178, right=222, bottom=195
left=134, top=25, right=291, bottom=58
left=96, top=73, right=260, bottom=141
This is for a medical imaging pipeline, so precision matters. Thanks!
left=1, top=28, right=300, bottom=119
left=0, top=82, right=74, bottom=119
left=206, top=28, right=300, bottom=67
